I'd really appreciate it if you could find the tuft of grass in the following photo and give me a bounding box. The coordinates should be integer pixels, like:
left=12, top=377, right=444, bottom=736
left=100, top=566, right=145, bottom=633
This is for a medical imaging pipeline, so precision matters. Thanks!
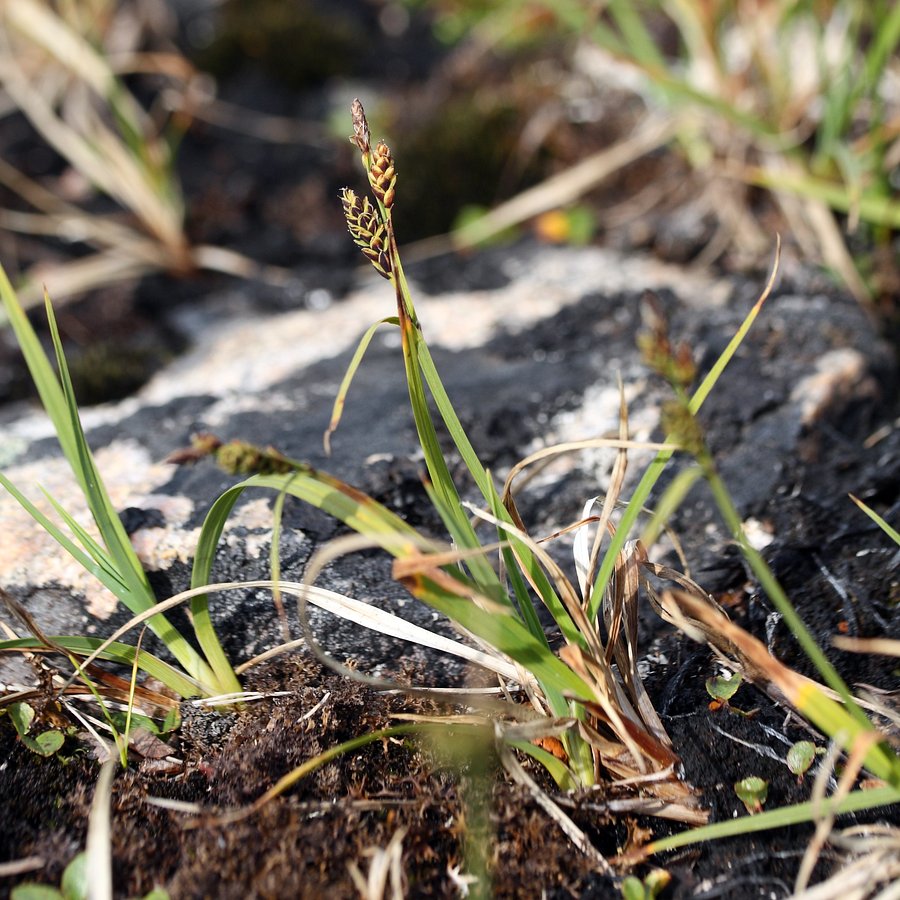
left=0, top=0, right=289, bottom=314
left=178, top=100, right=797, bottom=847
left=417, top=0, right=900, bottom=302
left=182, top=101, right=900, bottom=868
left=0, top=266, right=240, bottom=702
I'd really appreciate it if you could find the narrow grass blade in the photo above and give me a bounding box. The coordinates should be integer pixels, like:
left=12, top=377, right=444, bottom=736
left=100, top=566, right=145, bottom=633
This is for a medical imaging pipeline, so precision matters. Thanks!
left=0, top=268, right=71, bottom=449
left=0, top=472, right=129, bottom=598
left=546, top=0, right=777, bottom=138
left=394, top=229, right=588, bottom=658
left=745, top=167, right=900, bottom=229
left=415, top=337, right=491, bottom=499
left=588, top=241, right=779, bottom=620
left=467, top=505, right=599, bottom=654
left=286, top=578, right=522, bottom=681
left=849, top=494, right=900, bottom=546
left=689, top=241, right=780, bottom=416
left=269, top=487, right=291, bottom=642
left=121, top=627, right=145, bottom=767
left=44, top=293, right=152, bottom=602
left=832, top=637, right=900, bottom=657
left=85, top=757, right=115, bottom=900
left=294, top=500, right=596, bottom=709
left=399, top=326, right=451, bottom=502
left=39, top=487, right=129, bottom=591
left=324, top=315, right=398, bottom=454
left=486, top=476, right=548, bottom=646
left=190, top=481, right=246, bottom=592
left=607, top=0, right=666, bottom=70
left=449, top=118, right=678, bottom=250
left=348, top=307, right=508, bottom=600
left=863, top=4, right=900, bottom=92
left=0, top=636, right=202, bottom=698
left=641, top=785, right=900, bottom=857
left=639, top=466, right=703, bottom=550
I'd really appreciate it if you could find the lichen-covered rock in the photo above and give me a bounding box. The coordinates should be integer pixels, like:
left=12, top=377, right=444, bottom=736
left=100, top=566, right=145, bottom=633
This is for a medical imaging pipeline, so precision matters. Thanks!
left=0, top=241, right=896, bottom=689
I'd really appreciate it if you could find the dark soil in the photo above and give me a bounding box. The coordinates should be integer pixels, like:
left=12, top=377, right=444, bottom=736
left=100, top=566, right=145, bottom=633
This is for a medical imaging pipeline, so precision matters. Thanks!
left=0, top=642, right=870, bottom=899
left=0, top=657, right=623, bottom=899
left=2, top=598, right=897, bottom=899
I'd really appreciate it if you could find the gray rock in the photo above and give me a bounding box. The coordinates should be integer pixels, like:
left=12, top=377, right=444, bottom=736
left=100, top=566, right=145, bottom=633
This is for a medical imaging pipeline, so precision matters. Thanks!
left=0, top=241, right=895, bottom=690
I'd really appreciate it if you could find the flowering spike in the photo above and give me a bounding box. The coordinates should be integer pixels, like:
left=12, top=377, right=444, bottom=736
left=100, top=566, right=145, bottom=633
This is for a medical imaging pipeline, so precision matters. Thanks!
left=350, top=98, right=370, bottom=155
left=369, top=141, right=397, bottom=209
left=340, top=187, right=392, bottom=279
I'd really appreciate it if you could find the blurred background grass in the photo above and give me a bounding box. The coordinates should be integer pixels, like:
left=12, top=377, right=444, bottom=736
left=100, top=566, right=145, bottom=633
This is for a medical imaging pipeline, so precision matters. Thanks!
left=0, top=0, right=896, bottom=320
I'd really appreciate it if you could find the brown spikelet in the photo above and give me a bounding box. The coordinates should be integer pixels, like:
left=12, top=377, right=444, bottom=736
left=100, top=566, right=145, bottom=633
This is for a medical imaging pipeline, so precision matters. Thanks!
left=165, top=431, right=223, bottom=464
left=638, top=292, right=696, bottom=389
left=369, top=141, right=396, bottom=208
left=350, top=98, right=370, bottom=154
left=340, top=187, right=392, bottom=278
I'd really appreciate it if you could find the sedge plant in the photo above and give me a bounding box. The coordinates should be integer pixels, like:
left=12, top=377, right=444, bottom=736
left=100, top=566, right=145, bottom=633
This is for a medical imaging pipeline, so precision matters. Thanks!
left=183, top=102, right=900, bottom=864
left=185, top=100, right=705, bottom=813
left=0, top=265, right=240, bottom=702
left=177, top=100, right=801, bottom=835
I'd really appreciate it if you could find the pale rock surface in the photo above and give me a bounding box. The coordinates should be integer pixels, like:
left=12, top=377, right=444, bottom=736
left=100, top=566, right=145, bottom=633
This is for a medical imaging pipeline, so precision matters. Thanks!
left=0, top=241, right=894, bottom=687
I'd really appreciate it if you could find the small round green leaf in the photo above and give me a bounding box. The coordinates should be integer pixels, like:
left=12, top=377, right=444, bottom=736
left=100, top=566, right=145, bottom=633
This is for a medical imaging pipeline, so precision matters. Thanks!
left=9, top=701, right=36, bottom=736
left=620, top=875, right=647, bottom=900
left=25, top=730, right=65, bottom=757
left=60, top=852, right=87, bottom=900
left=705, top=672, right=741, bottom=701
left=734, top=776, right=768, bottom=813
left=786, top=741, right=817, bottom=777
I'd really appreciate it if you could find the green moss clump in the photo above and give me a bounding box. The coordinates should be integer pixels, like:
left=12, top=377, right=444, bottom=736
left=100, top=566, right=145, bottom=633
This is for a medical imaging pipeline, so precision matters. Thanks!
left=67, top=340, right=168, bottom=406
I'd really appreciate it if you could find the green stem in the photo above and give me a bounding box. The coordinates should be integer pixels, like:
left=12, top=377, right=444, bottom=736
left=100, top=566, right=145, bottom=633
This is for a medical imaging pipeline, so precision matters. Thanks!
left=648, top=784, right=900, bottom=854
left=588, top=261, right=776, bottom=621
left=701, top=459, right=870, bottom=728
